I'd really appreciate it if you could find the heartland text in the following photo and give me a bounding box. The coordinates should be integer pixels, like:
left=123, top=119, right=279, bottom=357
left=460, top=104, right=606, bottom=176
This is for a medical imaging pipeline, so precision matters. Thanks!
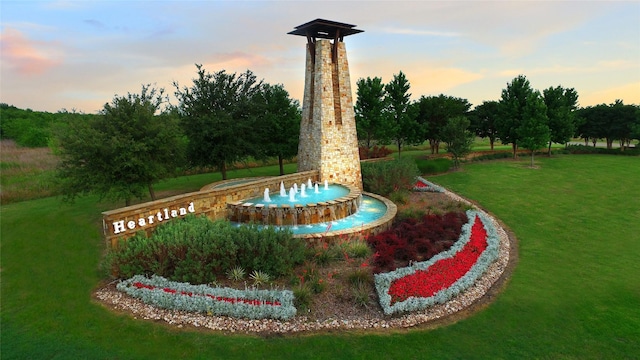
left=112, top=202, right=196, bottom=234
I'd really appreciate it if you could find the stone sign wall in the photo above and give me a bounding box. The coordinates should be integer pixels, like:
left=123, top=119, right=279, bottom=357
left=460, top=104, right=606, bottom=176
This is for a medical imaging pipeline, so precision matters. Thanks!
left=102, top=170, right=319, bottom=247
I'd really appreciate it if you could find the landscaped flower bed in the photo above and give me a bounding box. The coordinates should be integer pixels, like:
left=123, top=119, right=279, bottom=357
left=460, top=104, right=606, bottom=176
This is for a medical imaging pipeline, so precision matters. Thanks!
left=374, top=209, right=500, bottom=315
left=117, top=275, right=296, bottom=320
left=413, top=176, right=445, bottom=193
left=114, top=207, right=501, bottom=322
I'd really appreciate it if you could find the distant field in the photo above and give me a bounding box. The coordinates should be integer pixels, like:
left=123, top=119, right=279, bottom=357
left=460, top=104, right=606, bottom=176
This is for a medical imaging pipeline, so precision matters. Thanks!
left=0, top=140, right=59, bottom=203
left=2, top=154, right=638, bottom=359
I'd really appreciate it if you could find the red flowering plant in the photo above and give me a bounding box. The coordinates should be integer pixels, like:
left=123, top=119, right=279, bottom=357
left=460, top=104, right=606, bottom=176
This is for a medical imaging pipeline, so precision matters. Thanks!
left=373, top=210, right=500, bottom=315
left=117, top=275, right=296, bottom=320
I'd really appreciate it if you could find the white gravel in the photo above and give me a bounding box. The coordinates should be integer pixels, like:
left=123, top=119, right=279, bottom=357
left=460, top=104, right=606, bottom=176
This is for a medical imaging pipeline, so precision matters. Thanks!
left=94, top=189, right=512, bottom=335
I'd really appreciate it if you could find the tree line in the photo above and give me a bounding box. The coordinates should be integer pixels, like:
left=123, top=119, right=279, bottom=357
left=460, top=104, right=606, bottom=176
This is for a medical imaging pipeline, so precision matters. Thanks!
left=2, top=67, right=638, bottom=205
left=355, top=73, right=640, bottom=166
left=2, top=65, right=300, bottom=206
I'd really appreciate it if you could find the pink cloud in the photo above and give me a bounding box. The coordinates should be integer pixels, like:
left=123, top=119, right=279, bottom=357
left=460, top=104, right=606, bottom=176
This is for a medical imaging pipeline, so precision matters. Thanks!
left=0, top=27, right=61, bottom=75
left=204, top=51, right=272, bottom=71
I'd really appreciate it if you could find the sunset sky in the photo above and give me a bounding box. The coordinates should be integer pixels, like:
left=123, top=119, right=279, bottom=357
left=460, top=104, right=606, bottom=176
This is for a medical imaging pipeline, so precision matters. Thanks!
left=2, top=0, right=639, bottom=113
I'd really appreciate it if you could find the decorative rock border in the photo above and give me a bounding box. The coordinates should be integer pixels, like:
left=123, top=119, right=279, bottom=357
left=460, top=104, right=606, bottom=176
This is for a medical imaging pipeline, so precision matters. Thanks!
left=94, top=185, right=515, bottom=335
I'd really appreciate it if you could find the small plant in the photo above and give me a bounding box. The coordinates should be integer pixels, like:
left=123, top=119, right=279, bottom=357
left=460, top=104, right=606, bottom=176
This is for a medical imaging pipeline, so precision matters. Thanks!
left=347, top=268, right=372, bottom=286
left=308, top=241, right=336, bottom=265
left=351, top=281, right=371, bottom=308
left=293, top=285, right=312, bottom=312
left=226, top=266, right=246, bottom=281
left=396, top=207, right=427, bottom=222
left=336, top=239, right=372, bottom=259
left=309, top=278, right=326, bottom=294
left=389, top=190, right=409, bottom=205
left=249, top=270, right=271, bottom=286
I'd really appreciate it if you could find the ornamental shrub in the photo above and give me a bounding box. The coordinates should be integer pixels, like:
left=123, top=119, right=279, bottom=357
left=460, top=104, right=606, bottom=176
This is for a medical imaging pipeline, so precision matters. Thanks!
left=104, top=215, right=305, bottom=284
left=359, top=145, right=393, bottom=159
left=361, top=157, right=419, bottom=196
left=367, top=211, right=468, bottom=273
left=414, top=157, right=452, bottom=174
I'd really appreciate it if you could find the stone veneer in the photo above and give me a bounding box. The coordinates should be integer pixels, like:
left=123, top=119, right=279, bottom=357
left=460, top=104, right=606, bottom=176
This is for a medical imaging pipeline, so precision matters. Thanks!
left=297, top=39, right=363, bottom=190
left=102, top=171, right=319, bottom=248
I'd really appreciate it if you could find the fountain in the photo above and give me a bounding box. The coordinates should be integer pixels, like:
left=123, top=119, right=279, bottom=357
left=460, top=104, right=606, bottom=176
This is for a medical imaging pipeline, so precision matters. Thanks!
left=226, top=181, right=395, bottom=240
left=263, top=188, right=271, bottom=202
left=280, top=181, right=286, bottom=197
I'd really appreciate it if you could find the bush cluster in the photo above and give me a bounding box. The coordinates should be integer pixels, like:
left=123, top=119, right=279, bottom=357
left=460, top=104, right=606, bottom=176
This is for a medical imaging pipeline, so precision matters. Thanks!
left=566, top=144, right=640, bottom=156
left=104, top=215, right=306, bottom=284
left=468, top=152, right=513, bottom=162
left=361, top=157, right=419, bottom=196
left=414, top=157, right=452, bottom=174
left=367, top=211, right=468, bottom=273
left=359, top=145, right=393, bottom=159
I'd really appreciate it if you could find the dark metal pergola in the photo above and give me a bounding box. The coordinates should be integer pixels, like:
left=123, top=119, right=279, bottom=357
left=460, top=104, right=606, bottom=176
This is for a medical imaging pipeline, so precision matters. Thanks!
left=288, top=18, right=363, bottom=42
left=288, top=19, right=363, bottom=62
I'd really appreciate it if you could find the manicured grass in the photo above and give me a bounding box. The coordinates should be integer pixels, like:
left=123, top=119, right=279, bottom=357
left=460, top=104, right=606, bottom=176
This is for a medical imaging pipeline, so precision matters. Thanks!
left=2, top=155, right=639, bottom=359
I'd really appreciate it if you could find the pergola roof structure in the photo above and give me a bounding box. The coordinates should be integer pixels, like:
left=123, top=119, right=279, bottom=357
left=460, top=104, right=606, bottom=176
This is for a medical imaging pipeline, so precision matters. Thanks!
left=288, top=18, right=363, bottom=43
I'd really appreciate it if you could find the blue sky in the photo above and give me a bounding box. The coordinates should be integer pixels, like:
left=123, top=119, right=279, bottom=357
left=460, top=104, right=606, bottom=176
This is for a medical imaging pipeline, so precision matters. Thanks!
left=1, top=0, right=639, bottom=113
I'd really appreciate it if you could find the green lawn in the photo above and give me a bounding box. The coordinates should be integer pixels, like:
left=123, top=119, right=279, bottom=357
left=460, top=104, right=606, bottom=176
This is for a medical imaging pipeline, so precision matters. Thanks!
left=2, top=155, right=639, bottom=359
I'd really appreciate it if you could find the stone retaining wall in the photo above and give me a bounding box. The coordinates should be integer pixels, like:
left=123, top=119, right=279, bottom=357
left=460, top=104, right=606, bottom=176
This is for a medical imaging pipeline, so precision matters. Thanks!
left=102, top=171, right=319, bottom=247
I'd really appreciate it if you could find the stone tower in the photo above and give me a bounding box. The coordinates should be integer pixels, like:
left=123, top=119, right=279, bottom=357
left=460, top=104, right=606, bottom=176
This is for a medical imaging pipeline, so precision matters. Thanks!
left=288, top=19, right=363, bottom=190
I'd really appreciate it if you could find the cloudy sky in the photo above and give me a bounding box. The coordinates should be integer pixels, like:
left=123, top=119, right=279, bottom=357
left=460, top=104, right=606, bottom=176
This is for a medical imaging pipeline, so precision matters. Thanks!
left=1, top=0, right=639, bottom=113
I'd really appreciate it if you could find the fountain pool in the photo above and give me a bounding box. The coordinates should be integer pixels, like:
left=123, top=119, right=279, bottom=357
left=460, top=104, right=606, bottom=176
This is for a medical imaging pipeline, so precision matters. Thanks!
left=226, top=181, right=396, bottom=239
left=276, top=194, right=387, bottom=235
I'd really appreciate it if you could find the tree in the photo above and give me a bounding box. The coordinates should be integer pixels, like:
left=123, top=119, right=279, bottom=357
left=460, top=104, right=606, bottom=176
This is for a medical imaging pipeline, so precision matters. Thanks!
left=55, top=85, right=185, bottom=206
left=440, top=116, right=474, bottom=168
left=415, top=94, right=472, bottom=154
left=384, top=71, right=420, bottom=157
left=609, top=100, right=639, bottom=150
left=577, top=101, right=640, bottom=150
left=252, top=83, right=301, bottom=175
left=543, top=86, right=578, bottom=154
left=497, top=75, right=540, bottom=158
left=354, top=77, right=391, bottom=148
left=517, top=91, right=550, bottom=167
left=174, top=65, right=263, bottom=179
left=470, top=100, right=500, bottom=150
left=576, top=105, right=603, bottom=146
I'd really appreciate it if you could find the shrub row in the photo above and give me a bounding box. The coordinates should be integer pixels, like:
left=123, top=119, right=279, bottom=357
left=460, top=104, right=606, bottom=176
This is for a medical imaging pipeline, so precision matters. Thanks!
left=117, top=275, right=296, bottom=320
left=361, top=157, right=419, bottom=196
left=104, top=215, right=306, bottom=284
left=566, top=144, right=640, bottom=156
left=367, top=211, right=468, bottom=274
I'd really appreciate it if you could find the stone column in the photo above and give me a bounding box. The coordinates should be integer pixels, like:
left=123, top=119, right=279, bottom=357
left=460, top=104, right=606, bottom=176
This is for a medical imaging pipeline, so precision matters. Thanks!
left=298, top=39, right=363, bottom=190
